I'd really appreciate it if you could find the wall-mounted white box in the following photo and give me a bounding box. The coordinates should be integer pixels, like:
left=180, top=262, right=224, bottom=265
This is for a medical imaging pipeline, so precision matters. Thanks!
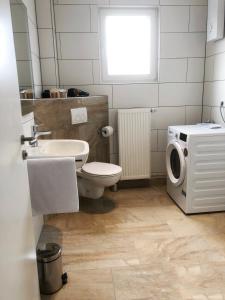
left=71, top=107, right=88, bottom=125
left=207, top=0, right=225, bottom=42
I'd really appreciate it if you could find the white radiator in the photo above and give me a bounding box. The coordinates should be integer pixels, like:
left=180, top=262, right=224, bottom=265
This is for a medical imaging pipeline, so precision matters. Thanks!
left=118, top=108, right=151, bottom=180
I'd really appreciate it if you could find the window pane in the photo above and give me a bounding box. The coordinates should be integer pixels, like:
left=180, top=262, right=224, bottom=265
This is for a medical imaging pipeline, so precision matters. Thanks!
left=105, top=16, right=151, bottom=76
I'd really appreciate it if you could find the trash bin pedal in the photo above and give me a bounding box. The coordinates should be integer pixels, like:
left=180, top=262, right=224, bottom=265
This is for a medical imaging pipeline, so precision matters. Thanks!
left=62, top=272, right=68, bottom=285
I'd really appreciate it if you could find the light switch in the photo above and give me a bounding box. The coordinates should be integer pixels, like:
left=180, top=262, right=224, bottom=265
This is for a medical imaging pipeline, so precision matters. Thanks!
left=71, top=107, right=88, bottom=125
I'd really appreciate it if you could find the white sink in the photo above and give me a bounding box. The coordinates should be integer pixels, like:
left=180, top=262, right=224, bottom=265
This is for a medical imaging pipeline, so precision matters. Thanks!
left=26, top=139, right=89, bottom=168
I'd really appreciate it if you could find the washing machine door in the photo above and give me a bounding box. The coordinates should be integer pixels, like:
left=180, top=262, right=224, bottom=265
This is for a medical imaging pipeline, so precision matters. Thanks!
left=166, top=141, right=186, bottom=187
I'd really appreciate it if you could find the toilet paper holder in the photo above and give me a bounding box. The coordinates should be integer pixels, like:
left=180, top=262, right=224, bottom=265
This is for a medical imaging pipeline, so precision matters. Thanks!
left=97, top=128, right=102, bottom=135
left=97, top=126, right=114, bottom=137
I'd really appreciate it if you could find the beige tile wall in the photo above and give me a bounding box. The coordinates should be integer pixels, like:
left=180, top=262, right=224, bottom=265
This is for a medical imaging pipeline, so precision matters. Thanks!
left=21, top=96, right=110, bottom=163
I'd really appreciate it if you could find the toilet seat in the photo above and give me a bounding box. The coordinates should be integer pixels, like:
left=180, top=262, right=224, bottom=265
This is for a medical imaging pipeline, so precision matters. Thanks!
left=77, top=162, right=122, bottom=199
left=81, top=162, right=122, bottom=177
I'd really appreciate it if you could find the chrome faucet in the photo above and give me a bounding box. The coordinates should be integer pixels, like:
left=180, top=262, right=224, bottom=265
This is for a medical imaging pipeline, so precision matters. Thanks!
left=30, top=124, right=52, bottom=147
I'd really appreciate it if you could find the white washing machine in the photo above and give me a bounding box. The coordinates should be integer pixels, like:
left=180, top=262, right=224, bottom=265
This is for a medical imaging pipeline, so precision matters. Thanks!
left=166, top=123, right=225, bottom=214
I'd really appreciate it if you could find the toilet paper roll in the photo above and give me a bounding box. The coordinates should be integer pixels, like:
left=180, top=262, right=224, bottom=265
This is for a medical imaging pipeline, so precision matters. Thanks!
left=101, top=126, right=114, bottom=138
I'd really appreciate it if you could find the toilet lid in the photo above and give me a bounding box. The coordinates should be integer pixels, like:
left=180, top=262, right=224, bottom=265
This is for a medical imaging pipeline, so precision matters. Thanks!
left=82, top=162, right=122, bottom=176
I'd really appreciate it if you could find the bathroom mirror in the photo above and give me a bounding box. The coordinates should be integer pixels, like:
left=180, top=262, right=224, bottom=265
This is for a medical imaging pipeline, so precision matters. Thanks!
left=10, top=0, right=34, bottom=99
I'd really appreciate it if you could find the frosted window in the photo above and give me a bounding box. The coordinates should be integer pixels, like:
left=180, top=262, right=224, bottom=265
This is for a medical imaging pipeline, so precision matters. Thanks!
left=100, top=8, right=158, bottom=83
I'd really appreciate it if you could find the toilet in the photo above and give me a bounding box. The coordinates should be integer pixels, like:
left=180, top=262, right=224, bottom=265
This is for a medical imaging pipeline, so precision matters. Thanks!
left=77, top=162, right=122, bottom=199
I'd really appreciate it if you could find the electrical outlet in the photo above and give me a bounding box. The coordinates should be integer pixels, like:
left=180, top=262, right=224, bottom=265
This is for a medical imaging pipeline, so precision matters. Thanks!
left=71, top=107, right=88, bottom=125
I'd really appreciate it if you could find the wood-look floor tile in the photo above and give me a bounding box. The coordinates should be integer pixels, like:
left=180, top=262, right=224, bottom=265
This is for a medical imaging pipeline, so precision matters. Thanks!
left=44, top=184, right=225, bottom=299
left=60, top=232, right=139, bottom=270
left=105, top=188, right=163, bottom=208
left=167, top=213, right=225, bottom=238
left=92, top=208, right=142, bottom=226
left=175, top=262, right=225, bottom=299
left=135, top=235, right=225, bottom=265
left=201, top=233, right=225, bottom=250
left=112, top=263, right=181, bottom=300
left=41, top=268, right=115, bottom=300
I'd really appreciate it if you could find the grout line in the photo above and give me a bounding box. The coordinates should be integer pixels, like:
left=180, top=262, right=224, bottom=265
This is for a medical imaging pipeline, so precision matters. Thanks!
left=58, top=81, right=204, bottom=85
left=33, top=0, right=43, bottom=96
left=55, top=30, right=206, bottom=34
left=54, top=31, right=99, bottom=33
left=50, top=0, right=60, bottom=88
left=91, top=60, right=95, bottom=84
left=38, top=56, right=57, bottom=59
left=185, top=105, right=187, bottom=124
left=37, top=27, right=56, bottom=30
left=209, top=106, right=212, bottom=122
left=157, top=83, right=159, bottom=107
left=56, top=57, right=206, bottom=60
left=156, top=129, right=159, bottom=152
left=201, top=29, right=209, bottom=122
left=56, top=58, right=101, bottom=61
left=58, top=33, right=63, bottom=59
left=52, top=0, right=61, bottom=87
left=112, top=85, right=114, bottom=109
left=186, top=57, right=189, bottom=82
left=204, top=79, right=225, bottom=83
left=161, top=31, right=206, bottom=34
left=154, top=56, right=206, bottom=59
left=53, top=3, right=208, bottom=6
left=111, top=268, right=117, bottom=300
left=89, top=4, right=92, bottom=32
left=188, top=5, right=191, bottom=32
left=17, top=58, right=41, bottom=62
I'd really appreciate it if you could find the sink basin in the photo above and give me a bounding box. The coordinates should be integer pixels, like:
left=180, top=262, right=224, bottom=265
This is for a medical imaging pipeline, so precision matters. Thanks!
left=26, top=139, right=89, bottom=168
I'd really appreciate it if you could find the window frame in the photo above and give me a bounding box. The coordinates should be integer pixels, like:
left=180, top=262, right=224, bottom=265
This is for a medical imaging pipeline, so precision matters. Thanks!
left=99, top=7, right=159, bottom=84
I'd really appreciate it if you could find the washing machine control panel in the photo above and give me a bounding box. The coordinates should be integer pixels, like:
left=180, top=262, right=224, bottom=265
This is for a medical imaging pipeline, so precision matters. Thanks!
left=179, top=133, right=187, bottom=142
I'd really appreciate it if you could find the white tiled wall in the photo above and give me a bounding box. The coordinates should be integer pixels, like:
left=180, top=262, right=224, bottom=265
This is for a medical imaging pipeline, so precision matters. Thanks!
left=203, top=18, right=225, bottom=125
left=13, top=0, right=42, bottom=97
left=161, top=33, right=206, bottom=58
left=36, top=0, right=59, bottom=89
left=113, top=84, right=158, bottom=108
left=159, top=83, right=203, bottom=106
left=36, top=0, right=208, bottom=176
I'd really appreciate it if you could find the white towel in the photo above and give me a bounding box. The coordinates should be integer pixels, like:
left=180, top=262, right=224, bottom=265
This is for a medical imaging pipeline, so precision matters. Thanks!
left=27, top=157, right=79, bottom=216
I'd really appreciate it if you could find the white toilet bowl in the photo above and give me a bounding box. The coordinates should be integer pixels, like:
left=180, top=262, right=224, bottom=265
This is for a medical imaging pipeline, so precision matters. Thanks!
left=77, top=162, right=122, bottom=199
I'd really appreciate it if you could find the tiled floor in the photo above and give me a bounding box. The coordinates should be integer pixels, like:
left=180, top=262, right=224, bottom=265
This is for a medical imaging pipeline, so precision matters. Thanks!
left=41, top=182, right=225, bottom=300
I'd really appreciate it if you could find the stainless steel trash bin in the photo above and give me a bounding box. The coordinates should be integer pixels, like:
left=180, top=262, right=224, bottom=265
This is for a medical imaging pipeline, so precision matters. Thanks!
left=37, top=243, right=67, bottom=295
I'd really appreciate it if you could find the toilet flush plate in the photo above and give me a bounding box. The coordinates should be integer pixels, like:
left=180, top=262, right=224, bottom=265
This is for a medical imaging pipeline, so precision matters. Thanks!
left=71, top=107, right=88, bottom=125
